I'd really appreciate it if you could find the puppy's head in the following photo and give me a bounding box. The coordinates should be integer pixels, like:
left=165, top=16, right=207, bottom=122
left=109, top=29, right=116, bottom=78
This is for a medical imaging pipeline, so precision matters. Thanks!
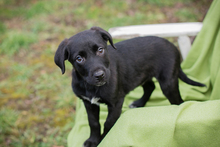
left=54, top=27, right=116, bottom=87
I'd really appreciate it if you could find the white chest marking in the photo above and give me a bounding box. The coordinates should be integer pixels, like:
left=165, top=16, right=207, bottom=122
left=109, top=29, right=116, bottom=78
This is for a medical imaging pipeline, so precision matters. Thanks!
left=81, top=95, right=101, bottom=106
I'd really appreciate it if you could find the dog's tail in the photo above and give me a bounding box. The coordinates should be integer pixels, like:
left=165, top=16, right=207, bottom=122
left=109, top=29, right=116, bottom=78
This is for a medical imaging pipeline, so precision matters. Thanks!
left=178, top=68, right=206, bottom=87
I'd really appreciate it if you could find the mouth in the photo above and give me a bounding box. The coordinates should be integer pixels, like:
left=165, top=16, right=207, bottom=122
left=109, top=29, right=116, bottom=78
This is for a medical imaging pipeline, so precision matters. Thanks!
left=95, top=81, right=106, bottom=87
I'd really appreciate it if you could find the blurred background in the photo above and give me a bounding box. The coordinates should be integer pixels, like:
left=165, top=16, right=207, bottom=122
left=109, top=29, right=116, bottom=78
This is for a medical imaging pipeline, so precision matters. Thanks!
left=0, top=0, right=212, bottom=146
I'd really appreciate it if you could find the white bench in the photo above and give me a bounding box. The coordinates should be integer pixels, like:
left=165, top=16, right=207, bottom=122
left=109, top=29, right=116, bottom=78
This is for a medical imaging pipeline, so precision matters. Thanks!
left=109, top=22, right=203, bottom=59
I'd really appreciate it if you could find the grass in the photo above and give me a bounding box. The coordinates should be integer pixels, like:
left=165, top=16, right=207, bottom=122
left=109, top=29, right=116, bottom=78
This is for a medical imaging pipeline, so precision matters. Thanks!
left=0, top=31, right=38, bottom=55
left=0, top=0, right=212, bottom=146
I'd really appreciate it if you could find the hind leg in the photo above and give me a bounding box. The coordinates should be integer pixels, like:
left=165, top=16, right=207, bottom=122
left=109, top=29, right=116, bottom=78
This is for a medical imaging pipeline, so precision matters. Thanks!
left=159, top=78, right=184, bottom=105
left=129, top=80, right=155, bottom=108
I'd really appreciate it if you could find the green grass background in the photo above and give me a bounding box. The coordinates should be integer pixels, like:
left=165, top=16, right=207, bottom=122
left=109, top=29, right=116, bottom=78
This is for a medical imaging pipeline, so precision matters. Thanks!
left=0, top=0, right=212, bottom=146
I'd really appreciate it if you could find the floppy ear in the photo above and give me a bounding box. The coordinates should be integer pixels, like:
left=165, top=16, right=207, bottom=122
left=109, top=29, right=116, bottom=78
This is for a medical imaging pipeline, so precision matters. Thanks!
left=54, top=38, right=69, bottom=74
left=91, top=26, right=117, bottom=49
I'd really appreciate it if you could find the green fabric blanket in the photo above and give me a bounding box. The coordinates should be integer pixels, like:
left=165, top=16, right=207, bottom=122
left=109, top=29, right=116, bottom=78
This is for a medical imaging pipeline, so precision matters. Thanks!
left=68, top=0, right=220, bottom=146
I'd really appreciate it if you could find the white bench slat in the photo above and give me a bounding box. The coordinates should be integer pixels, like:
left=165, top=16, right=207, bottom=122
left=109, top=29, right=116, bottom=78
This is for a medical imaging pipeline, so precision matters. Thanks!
left=109, top=22, right=203, bottom=60
left=109, top=22, right=203, bottom=39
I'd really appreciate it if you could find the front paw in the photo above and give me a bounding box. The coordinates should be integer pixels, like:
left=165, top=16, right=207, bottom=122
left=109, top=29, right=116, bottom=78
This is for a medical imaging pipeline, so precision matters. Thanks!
left=83, top=138, right=100, bottom=147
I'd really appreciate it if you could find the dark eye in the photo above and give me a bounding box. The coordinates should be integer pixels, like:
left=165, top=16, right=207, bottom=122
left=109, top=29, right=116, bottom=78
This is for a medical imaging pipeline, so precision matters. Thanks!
left=97, top=47, right=104, bottom=56
left=76, top=55, right=84, bottom=63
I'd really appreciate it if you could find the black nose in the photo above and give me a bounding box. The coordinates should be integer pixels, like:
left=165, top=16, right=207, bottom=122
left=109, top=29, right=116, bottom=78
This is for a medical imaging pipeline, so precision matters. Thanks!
left=94, top=70, right=105, bottom=81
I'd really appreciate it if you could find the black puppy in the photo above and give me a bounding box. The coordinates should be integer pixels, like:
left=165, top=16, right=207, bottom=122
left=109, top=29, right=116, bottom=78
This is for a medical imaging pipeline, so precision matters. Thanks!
left=54, top=27, right=205, bottom=147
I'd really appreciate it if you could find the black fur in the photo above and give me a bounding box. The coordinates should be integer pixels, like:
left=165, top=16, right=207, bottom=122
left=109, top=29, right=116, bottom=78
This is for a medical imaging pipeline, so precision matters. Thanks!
left=54, top=27, right=205, bottom=147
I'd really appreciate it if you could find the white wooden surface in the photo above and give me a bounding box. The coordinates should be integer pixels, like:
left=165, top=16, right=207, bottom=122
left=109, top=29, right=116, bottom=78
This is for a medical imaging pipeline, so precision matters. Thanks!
left=109, top=22, right=203, bottom=60
left=109, top=22, right=203, bottom=39
left=178, top=35, right=192, bottom=59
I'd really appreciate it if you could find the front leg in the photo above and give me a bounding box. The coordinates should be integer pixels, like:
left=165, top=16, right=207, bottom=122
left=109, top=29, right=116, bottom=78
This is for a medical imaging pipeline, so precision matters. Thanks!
left=83, top=100, right=101, bottom=147
left=102, top=98, right=124, bottom=139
